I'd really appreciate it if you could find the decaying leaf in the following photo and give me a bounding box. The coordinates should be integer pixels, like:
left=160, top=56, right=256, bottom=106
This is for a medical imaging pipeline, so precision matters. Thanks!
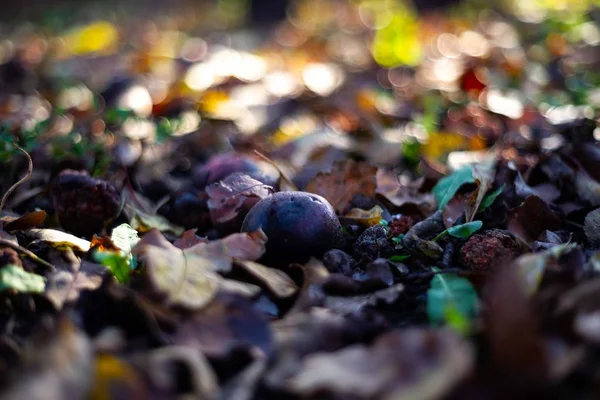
left=234, top=259, right=298, bottom=298
left=507, top=195, right=561, bottom=246
left=344, top=205, right=384, bottom=227
left=89, top=354, right=145, bottom=400
left=173, top=230, right=207, bottom=249
left=464, top=162, right=495, bottom=222
left=284, top=329, right=473, bottom=400
left=206, top=172, right=273, bottom=225
left=3, top=210, right=47, bottom=232
left=306, top=160, right=377, bottom=214
left=376, top=170, right=435, bottom=214
left=22, top=229, right=91, bottom=252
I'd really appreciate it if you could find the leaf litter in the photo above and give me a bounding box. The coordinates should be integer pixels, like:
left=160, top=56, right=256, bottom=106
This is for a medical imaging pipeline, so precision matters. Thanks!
left=0, top=1, right=599, bottom=398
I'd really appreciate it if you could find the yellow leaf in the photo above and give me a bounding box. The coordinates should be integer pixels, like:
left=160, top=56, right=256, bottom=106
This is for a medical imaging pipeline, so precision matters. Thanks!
left=422, top=132, right=485, bottom=161
left=90, top=354, right=143, bottom=400
left=64, top=21, right=119, bottom=56
left=345, top=206, right=384, bottom=227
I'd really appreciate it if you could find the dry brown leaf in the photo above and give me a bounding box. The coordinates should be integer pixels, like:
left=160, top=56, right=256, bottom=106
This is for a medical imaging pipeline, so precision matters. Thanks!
left=234, top=259, right=298, bottom=298
left=3, top=210, right=47, bottom=231
left=464, top=162, right=495, bottom=222
left=173, top=230, right=207, bottom=249
left=306, top=160, right=377, bottom=214
left=376, top=170, right=435, bottom=215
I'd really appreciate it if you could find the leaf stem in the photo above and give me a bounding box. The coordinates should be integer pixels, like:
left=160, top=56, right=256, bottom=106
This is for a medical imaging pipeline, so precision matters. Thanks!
left=0, top=238, right=55, bottom=271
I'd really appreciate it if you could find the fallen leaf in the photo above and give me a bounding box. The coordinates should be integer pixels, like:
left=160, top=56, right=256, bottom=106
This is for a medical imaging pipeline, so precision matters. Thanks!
left=45, top=248, right=105, bottom=309
left=376, top=171, right=435, bottom=214
left=0, top=264, right=45, bottom=293
left=284, top=329, right=473, bottom=400
left=133, top=230, right=222, bottom=310
left=206, top=172, right=272, bottom=229
left=306, top=160, right=377, bottom=214
left=514, top=244, right=577, bottom=296
left=89, top=354, right=145, bottom=400
left=464, top=162, right=495, bottom=222
left=432, top=166, right=474, bottom=210
left=1, top=320, right=93, bottom=400
left=174, top=293, right=274, bottom=359
left=93, top=252, right=132, bottom=284
left=135, top=346, right=218, bottom=400
left=23, top=229, right=91, bottom=252
left=110, top=224, right=140, bottom=256
left=344, top=205, right=384, bottom=227
left=3, top=210, right=47, bottom=231
left=478, top=185, right=504, bottom=212
left=132, top=229, right=267, bottom=309
left=234, top=259, right=298, bottom=298
left=173, top=230, right=207, bottom=249
left=507, top=195, right=561, bottom=246
left=129, top=207, right=185, bottom=236
left=446, top=220, right=483, bottom=239
left=427, top=268, right=478, bottom=334
left=325, top=283, right=404, bottom=314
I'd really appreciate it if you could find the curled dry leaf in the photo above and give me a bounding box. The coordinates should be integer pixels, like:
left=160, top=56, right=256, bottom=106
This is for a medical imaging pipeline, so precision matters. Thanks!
left=3, top=210, right=47, bottom=232
left=284, top=329, right=473, bottom=400
left=507, top=195, right=561, bottom=246
left=22, top=229, right=91, bottom=252
left=306, top=160, right=377, bottom=214
left=343, top=205, right=384, bottom=227
left=464, top=162, right=495, bottom=222
left=206, top=172, right=273, bottom=232
left=234, top=259, right=298, bottom=298
left=376, top=170, right=435, bottom=214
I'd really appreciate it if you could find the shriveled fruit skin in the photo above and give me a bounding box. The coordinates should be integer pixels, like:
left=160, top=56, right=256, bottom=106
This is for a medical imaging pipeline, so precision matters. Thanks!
left=241, top=192, right=343, bottom=265
left=52, top=170, right=121, bottom=237
left=193, top=153, right=279, bottom=189
left=460, top=229, right=521, bottom=273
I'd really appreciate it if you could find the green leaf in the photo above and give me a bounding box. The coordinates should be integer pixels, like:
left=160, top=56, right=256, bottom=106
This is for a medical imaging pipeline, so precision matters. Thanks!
left=389, top=254, right=410, bottom=262
left=427, top=268, right=478, bottom=334
left=478, top=185, right=504, bottom=213
left=0, top=265, right=45, bottom=293
left=93, top=251, right=132, bottom=284
left=432, top=166, right=474, bottom=210
left=110, top=224, right=140, bottom=256
left=447, top=221, right=483, bottom=239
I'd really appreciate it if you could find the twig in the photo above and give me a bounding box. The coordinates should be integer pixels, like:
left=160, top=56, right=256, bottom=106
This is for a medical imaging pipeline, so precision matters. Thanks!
left=253, top=150, right=298, bottom=191
left=0, top=144, right=33, bottom=215
left=0, top=238, right=55, bottom=271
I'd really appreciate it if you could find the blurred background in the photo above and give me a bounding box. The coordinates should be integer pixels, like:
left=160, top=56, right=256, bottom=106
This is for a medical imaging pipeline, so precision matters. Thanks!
left=0, top=0, right=598, bottom=172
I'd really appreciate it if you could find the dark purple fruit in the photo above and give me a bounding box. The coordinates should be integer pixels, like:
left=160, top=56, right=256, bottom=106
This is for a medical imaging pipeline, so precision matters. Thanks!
left=52, top=170, right=121, bottom=237
left=192, top=153, right=279, bottom=189
left=158, top=189, right=211, bottom=232
left=241, top=191, right=343, bottom=265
